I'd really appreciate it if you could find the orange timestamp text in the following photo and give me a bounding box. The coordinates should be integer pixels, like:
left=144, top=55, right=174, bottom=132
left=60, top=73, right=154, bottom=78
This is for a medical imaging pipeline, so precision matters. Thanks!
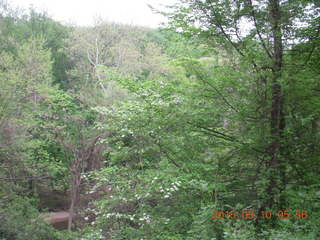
left=211, top=210, right=308, bottom=220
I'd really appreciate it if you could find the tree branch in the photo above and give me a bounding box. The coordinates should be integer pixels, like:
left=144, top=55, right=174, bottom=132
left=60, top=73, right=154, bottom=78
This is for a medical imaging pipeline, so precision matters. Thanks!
left=247, top=0, right=273, bottom=59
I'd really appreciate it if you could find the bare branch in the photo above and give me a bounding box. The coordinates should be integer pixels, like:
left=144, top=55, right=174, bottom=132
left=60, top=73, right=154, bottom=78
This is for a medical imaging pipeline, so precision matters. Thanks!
left=87, top=49, right=95, bottom=67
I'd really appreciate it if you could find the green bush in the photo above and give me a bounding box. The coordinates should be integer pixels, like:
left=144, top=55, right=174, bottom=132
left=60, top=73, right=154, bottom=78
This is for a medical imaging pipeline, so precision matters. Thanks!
left=0, top=195, right=75, bottom=240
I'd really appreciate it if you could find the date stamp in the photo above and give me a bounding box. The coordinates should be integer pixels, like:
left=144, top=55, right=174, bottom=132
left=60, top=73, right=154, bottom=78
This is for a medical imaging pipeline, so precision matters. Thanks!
left=211, top=210, right=308, bottom=220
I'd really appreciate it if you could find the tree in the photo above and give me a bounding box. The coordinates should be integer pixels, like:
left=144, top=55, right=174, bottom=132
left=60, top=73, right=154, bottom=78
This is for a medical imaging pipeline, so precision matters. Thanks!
left=166, top=0, right=319, bottom=228
left=0, top=3, right=72, bottom=89
left=0, top=37, right=53, bottom=171
left=31, top=89, right=105, bottom=230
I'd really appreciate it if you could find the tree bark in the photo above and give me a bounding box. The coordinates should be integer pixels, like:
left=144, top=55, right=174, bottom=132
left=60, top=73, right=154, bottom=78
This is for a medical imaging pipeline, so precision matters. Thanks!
left=68, top=156, right=82, bottom=230
left=67, top=134, right=103, bottom=230
left=256, top=0, right=285, bottom=225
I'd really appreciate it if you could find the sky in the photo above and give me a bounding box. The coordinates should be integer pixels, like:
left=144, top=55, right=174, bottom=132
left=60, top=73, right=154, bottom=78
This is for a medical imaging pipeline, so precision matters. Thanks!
left=9, top=0, right=177, bottom=28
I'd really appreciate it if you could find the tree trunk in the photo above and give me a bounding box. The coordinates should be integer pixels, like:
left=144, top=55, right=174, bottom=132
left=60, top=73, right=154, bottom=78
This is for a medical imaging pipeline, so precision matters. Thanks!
left=68, top=156, right=82, bottom=230
left=257, top=0, right=285, bottom=225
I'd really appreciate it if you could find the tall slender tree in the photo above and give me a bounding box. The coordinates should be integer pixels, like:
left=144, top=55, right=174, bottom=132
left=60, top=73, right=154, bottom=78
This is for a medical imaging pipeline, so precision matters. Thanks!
left=167, top=0, right=319, bottom=226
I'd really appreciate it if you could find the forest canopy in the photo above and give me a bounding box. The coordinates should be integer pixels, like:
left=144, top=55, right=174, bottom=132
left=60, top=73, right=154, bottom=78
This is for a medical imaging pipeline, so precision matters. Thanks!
left=0, top=0, right=319, bottom=239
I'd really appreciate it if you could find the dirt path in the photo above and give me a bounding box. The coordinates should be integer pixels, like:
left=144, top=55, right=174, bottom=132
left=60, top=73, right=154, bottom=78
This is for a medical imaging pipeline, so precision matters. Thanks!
left=43, top=211, right=69, bottom=230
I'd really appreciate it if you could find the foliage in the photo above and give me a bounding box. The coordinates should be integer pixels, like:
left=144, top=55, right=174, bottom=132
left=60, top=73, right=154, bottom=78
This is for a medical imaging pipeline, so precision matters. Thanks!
left=0, top=5, right=72, bottom=88
left=0, top=193, right=70, bottom=240
left=0, top=0, right=319, bottom=239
